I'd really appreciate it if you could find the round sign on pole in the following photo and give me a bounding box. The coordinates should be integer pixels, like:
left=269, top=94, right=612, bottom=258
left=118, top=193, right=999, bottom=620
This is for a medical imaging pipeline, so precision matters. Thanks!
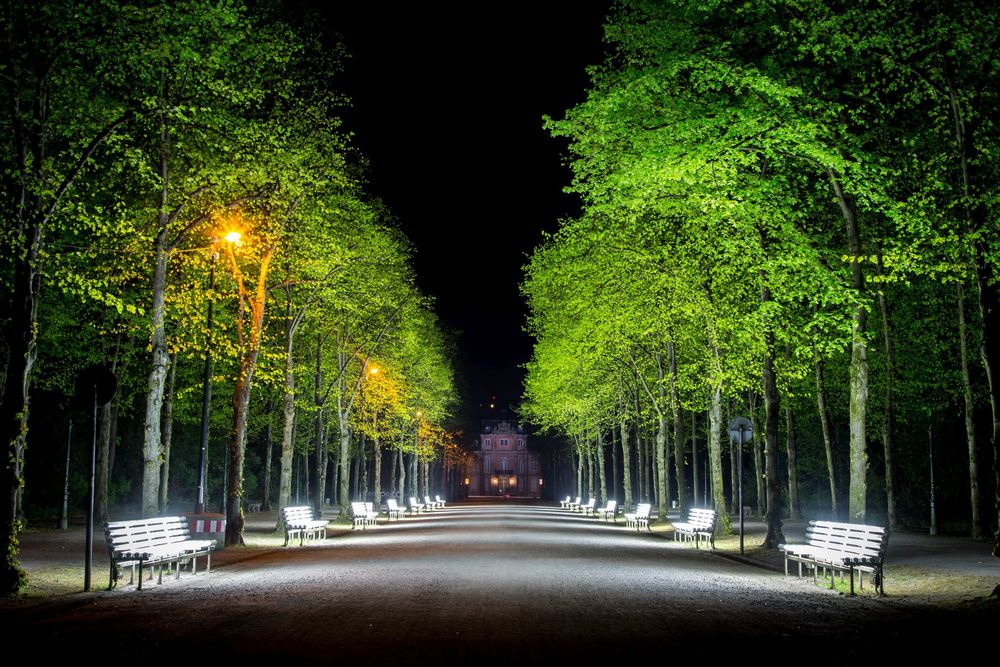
left=727, top=416, right=753, bottom=443
left=74, top=363, right=118, bottom=408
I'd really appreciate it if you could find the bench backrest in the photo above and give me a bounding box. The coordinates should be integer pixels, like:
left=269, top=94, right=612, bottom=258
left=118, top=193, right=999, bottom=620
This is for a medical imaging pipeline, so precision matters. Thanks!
left=633, top=503, right=651, bottom=518
left=603, top=500, right=617, bottom=512
left=350, top=502, right=368, bottom=517
left=387, top=498, right=403, bottom=511
left=583, top=498, right=596, bottom=507
left=365, top=502, right=375, bottom=514
left=282, top=505, right=317, bottom=525
left=684, top=508, right=717, bottom=530
left=425, top=495, right=433, bottom=504
left=572, top=497, right=581, bottom=504
left=409, top=496, right=422, bottom=507
left=105, top=516, right=193, bottom=552
left=805, top=520, right=888, bottom=560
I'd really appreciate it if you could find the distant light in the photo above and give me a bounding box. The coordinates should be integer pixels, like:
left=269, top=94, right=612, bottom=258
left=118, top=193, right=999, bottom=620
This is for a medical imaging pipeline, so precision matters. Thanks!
left=224, top=231, right=241, bottom=244
left=489, top=403, right=494, bottom=409
left=416, top=410, right=422, bottom=417
left=369, top=366, right=379, bottom=375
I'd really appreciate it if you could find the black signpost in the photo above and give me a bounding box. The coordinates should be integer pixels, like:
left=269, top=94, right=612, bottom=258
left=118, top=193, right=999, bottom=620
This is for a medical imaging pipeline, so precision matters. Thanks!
left=727, top=416, right=753, bottom=555
left=75, top=364, right=117, bottom=592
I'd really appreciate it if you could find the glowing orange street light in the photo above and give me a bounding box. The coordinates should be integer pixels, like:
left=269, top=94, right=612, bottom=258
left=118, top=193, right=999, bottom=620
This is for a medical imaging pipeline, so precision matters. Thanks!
left=195, top=227, right=245, bottom=515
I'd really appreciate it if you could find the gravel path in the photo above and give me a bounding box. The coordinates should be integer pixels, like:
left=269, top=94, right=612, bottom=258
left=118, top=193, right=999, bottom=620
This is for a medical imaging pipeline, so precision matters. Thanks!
left=3, top=503, right=997, bottom=664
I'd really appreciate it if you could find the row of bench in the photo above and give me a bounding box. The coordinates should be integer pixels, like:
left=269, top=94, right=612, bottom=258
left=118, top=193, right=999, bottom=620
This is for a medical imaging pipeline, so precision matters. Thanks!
left=559, top=496, right=889, bottom=595
left=106, top=504, right=888, bottom=597
left=291, top=495, right=449, bottom=542
left=560, top=496, right=654, bottom=531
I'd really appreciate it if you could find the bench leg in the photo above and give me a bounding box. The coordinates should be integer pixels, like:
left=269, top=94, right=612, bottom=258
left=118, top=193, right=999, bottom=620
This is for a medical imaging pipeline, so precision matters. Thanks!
left=137, top=561, right=144, bottom=591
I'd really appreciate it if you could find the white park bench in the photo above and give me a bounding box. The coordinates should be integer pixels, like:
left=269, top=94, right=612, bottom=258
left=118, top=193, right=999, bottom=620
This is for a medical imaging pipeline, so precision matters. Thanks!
left=386, top=498, right=407, bottom=520
left=597, top=499, right=617, bottom=522
left=424, top=495, right=444, bottom=509
left=624, top=503, right=652, bottom=532
left=672, top=508, right=717, bottom=549
left=281, top=505, right=329, bottom=546
left=565, top=496, right=582, bottom=512
left=409, top=496, right=426, bottom=515
left=559, top=496, right=572, bottom=508
left=104, top=516, right=215, bottom=590
left=350, top=501, right=379, bottom=530
left=435, top=495, right=447, bottom=508
left=579, top=498, right=597, bottom=515
left=779, top=520, right=889, bottom=595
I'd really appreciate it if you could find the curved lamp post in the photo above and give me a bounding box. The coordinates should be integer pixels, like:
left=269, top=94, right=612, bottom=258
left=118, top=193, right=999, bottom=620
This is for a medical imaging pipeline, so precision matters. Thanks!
left=194, top=230, right=241, bottom=514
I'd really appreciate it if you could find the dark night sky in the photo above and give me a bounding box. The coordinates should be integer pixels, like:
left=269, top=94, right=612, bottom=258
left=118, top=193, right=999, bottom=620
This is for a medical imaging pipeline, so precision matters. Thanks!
left=316, top=3, right=611, bottom=425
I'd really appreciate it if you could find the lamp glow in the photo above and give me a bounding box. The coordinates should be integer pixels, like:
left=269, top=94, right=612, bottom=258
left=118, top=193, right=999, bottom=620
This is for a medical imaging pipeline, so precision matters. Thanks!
left=224, top=231, right=242, bottom=244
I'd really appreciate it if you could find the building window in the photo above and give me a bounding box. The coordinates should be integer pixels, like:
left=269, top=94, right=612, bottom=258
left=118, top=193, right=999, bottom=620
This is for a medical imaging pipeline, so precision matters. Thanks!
left=517, top=458, right=524, bottom=473
left=531, top=459, right=537, bottom=472
left=517, top=439, right=524, bottom=449
left=500, top=438, right=509, bottom=448
left=483, top=439, right=491, bottom=449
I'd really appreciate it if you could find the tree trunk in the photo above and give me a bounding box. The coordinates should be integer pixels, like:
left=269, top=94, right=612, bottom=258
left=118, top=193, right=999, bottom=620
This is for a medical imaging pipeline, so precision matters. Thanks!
left=586, top=447, right=594, bottom=500
left=225, top=354, right=254, bottom=547
left=95, top=345, right=121, bottom=526
left=374, top=435, right=382, bottom=508
left=596, top=430, right=607, bottom=504
left=337, top=399, right=351, bottom=519
left=829, top=171, right=869, bottom=523
left=975, top=264, right=1000, bottom=556
left=945, top=74, right=1000, bottom=556
left=785, top=403, right=800, bottom=521
left=655, top=416, right=668, bottom=518
left=141, top=234, right=170, bottom=518
left=398, top=440, right=406, bottom=501
left=957, top=284, right=983, bottom=539
left=876, top=286, right=898, bottom=531
left=314, top=406, right=326, bottom=510
left=611, top=424, right=619, bottom=502
left=263, top=395, right=274, bottom=511
left=729, top=421, right=739, bottom=516
left=223, top=247, right=272, bottom=547
left=816, top=360, right=838, bottom=518
left=620, top=418, right=632, bottom=508
left=390, top=446, right=398, bottom=500
left=761, top=290, right=784, bottom=548
left=410, top=452, right=418, bottom=499
left=708, top=383, right=730, bottom=534
left=753, top=400, right=765, bottom=518
left=360, top=433, right=368, bottom=502
left=668, top=342, right=685, bottom=513
left=277, top=334, right=296, bottom=515
left=691, top=411, right=700, bottom=507
left=313, top=337, right=325, bottom=512
left=158, top=352, right=177, bottom=513
left=576, top=444, right=584, bottom=499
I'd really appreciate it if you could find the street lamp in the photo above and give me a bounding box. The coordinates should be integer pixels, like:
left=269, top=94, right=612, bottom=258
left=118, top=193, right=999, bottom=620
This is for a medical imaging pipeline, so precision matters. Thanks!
left=728, top=416, right=753, bottom=555
left=194, top=231, right=240, bottom=514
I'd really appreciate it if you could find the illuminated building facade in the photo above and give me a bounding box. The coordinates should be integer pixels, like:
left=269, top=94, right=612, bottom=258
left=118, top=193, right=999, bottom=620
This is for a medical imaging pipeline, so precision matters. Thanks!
left=465, top=419, right=541, bottom=497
